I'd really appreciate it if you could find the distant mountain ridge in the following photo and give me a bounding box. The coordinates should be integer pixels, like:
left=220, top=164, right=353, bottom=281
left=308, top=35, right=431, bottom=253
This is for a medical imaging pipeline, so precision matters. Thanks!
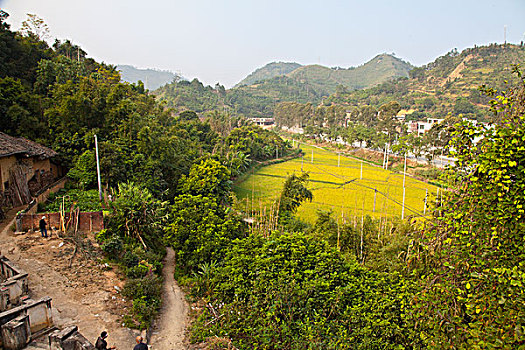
left=235, top=62, right=303, bottom=87
left=155, top=53, right=415, bottom=118
left=117, top=65, right=178, bottom=90
left=235, top=54, right=413, bottom=95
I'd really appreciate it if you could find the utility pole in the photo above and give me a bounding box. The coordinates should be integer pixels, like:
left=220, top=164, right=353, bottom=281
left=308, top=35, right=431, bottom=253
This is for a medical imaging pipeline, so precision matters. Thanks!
left=373, top=187, right=377, bottom=212
left=385, top=144, right=390, bottom=170
left=382, top=146, right=387, bottom=169
left=424, top=189, right=428, bottom=215
left=94, top=134, right=102, bottom=201
left=401, top=153, right=407, bottom=220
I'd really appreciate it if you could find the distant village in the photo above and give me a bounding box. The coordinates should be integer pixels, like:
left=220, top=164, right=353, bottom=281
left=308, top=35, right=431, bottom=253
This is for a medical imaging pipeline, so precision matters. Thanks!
left=249, top=112, right=491, bottom=135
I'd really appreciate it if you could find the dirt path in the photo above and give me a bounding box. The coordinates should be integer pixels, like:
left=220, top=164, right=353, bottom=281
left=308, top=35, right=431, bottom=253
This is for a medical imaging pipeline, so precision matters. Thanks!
left=149, top=247, right=189, bottom=349
left=0, top=210, right=137, bottom=349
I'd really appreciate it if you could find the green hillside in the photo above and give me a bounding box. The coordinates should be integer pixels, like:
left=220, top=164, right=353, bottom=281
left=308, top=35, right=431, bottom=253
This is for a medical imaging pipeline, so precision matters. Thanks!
left=328, top=44, right=525, bottom=121
left=117, top=64, right=177, bottom=90
left=155, top=54, right=413, bottom=118
left=235, top=61, right=302, bottom=87
left=288, top=54, right=413, bottom=95
left=154, top=45, right=525, bottom=122
left=227, top=54, right=412, bottom=117
left=154, top=78, right=224, bottom=113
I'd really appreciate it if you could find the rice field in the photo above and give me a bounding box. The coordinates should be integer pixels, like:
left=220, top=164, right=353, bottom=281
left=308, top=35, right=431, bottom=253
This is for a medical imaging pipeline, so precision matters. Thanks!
left=233, top=142, right=441, bottom=224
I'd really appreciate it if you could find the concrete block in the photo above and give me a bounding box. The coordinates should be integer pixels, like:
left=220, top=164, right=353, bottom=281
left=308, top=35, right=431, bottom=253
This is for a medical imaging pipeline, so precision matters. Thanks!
left=49, top=326, right=95, bottom=350
left=0, top=287, right=10, bottom=311
left=1, top=314, right=31, bottom=350
left=49, top=326, right=77, bottom=350
left=62, top=333, right=95, bottom=350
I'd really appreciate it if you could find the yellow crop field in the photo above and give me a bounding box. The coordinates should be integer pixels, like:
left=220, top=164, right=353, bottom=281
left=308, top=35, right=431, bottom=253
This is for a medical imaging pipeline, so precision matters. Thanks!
left=234, top=143, right=441, bottom=224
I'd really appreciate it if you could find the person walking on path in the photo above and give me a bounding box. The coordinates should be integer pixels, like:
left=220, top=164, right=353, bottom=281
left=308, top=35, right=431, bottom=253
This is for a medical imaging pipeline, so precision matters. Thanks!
left=39, top=216, right=48, bottom=238
left=95, top=331, right=116, bottom=350
left=133, top=336, right=147, bottom=350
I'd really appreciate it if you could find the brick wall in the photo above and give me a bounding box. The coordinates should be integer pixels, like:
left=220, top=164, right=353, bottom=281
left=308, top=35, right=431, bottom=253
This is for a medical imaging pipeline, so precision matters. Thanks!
left=18, top=211, right=104, bottom=233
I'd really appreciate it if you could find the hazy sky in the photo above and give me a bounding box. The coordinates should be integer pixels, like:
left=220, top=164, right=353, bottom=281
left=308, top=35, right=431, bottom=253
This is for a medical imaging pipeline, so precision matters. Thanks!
left=1, top=0, right=524, bottom=87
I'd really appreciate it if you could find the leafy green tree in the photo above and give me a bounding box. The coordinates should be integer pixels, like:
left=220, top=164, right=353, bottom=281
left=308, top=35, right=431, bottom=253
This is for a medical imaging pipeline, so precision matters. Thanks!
left=166, top=194, right=244, bottom=272
left=0, top=77, right=43, bottom=140
left=67, top=150, right=96, bottom=190
left=20, top=14, right=50, bottom=41
left=416, top=69, right=525, bottom=348
left=278, top=172, right=313, bottom=217
left=52, top=39, right=87, bottom=60
left=106, top=182, right=167, bottom=251
left=179, top=158, right=231, bottom=203
left=225, top=124, right=291, bottom=161
left=179, top=110, right=199, bottom=121
left=453, top=97, right=475, bottom=115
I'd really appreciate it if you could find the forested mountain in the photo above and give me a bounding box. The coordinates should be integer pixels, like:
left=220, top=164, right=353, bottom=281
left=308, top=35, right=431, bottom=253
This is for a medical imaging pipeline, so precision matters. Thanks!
left=235, top=61, right=302, bottom=87
left=117, top=64, right=177, bottom=90
left=327, top=44, right=525, bottom=121
left=272, top=43, right=525, bottom=135
left=286, top=54, right=413, bottom=95
left=155, top=54, right=412, bottom=118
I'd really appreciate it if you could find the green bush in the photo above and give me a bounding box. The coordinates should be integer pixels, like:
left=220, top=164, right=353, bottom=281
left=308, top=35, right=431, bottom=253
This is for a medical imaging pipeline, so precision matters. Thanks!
left=122, top=274, right=163, bottom=329
left=166, top=194, right=245, bottom=273
left=125, top=265, right=149, bottom=279
left=131, top=296, right=160, bottom=329
left=193, top=232, right=419, bottom=349
left=122, top=250, right=140, bottom=268
left=101, top=236, right=123, bottom=257
left=123, top=275, right=162, bottom=301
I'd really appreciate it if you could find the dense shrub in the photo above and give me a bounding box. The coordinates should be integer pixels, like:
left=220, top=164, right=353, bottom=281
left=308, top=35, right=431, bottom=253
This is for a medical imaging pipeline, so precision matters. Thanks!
left=192, top=232, right=419, bottom=349
left=166, top=194, right=245, bottom=273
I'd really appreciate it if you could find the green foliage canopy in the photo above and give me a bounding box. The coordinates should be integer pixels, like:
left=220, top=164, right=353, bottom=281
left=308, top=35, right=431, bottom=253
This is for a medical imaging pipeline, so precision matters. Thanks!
left=416, top=69, right=525, bottom=348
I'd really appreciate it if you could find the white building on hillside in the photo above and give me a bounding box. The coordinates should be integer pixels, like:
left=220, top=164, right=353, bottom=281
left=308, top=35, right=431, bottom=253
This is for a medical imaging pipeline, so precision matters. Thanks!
left=406, top=118, right=445, bottom=135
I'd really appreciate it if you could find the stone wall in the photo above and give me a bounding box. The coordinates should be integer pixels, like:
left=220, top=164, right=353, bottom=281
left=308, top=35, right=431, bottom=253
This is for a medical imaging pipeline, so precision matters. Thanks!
left=1, top=314, right=31, bottom=350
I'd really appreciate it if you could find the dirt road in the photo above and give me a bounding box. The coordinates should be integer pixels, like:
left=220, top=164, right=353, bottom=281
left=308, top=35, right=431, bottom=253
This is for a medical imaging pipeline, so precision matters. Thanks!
left=149, top=247, right=189, bottom=349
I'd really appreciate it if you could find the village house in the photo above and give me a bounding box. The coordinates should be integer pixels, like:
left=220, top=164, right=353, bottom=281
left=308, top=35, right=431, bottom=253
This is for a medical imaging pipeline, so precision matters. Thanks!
left=0, top=132, right=63, bottom=211
left=404, top=118, right=445, bottom=135
left=249, top=117, right=275, bottom=129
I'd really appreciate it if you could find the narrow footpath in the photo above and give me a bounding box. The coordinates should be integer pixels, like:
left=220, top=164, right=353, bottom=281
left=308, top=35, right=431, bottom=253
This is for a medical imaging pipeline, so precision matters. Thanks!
left=150, top=247, right=189, bottom=349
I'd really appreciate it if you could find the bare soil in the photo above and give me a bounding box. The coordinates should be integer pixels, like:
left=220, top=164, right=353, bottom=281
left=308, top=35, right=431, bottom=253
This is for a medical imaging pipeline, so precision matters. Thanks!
left=0, top=209, right=138, bottom=349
